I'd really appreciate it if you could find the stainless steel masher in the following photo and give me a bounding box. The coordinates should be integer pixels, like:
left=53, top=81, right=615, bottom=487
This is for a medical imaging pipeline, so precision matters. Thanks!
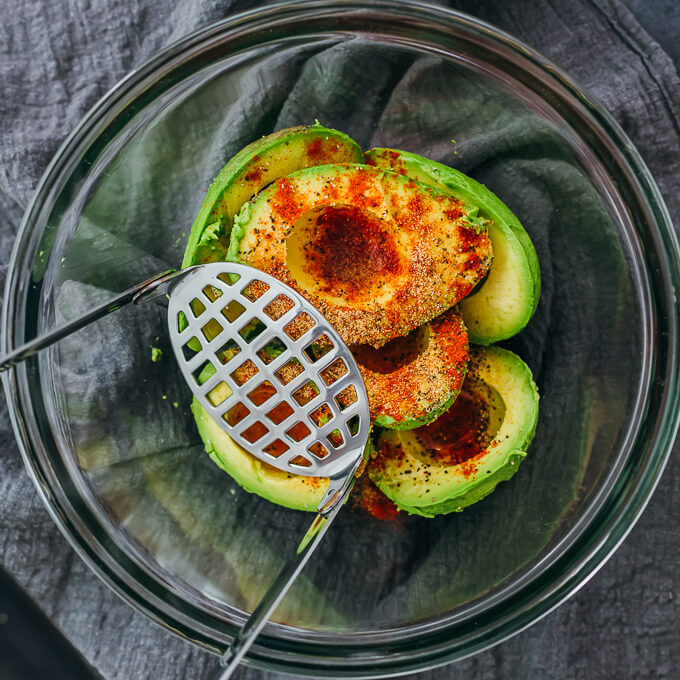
left=0, top=262, right=370, bottom=679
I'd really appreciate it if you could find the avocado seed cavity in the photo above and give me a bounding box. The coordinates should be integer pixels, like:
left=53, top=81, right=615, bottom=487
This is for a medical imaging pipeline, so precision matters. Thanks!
left=286, top=205, right=405, bottom=308
left=351, top=324, right=430, bottom=375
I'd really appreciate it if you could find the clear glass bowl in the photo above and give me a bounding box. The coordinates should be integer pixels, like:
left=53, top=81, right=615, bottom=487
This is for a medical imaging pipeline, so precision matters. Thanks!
left=3, top=1, right=679, bottom=676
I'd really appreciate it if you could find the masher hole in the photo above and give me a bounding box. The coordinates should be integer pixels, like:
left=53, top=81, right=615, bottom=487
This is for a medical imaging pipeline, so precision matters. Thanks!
left=284, top=312, right=316, bottom=341
left=327, top=429, right=344, bottom=449
left=256, top=337, right=287, bottom=365
left=221, top=300, right=246, bottom=323
left=264, top=294, right=295, bottom=321
left=266, top=401, right=295, bottom=425
left=292, top=380, right=320, bottom=406
left=263, top=439, right=290, bottom=458
left=319, top=357, right=348, bottom=386
left=239, top=317, right=267, bottom=343
left=241, top=421, right=269, bottom=444
left=193, top=360, right=215, bottom=386
left=247, top=380, right=277, bottom=406
left=230, top=359, right=259, bottom=386
left=216, top=338, right=241, bottom=364
left=223, top=402, right=250, bottom=427
left=274, top=358, right=305, bottom=385
left=303, top=333, right=334, bottom=363
left=285, top=421, right=312, bottom=443
left=309, top=403, right=333, bottom=428
left=241, top=279, right=270, bottom=302
left=308, top=442, right=329, bottom=459
left=201, top=318, right=223, bottom=343
left=334, top=384, right=358, bottom=411
left=207, top=381, right=232, bottom=407
left=217, top=272, right=240, bottom=286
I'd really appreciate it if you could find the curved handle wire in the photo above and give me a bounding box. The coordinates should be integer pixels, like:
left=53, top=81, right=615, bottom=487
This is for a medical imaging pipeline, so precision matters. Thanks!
left=211, top=472, right=356, bottom=680
left=0, top=268, right=191, bottom=372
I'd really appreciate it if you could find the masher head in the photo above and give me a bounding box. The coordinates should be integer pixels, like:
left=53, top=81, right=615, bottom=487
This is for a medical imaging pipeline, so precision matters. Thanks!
left=167, top=263, right=370, bottom=495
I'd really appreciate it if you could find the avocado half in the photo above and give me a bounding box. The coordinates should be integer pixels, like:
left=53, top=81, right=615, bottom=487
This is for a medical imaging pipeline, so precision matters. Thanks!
left=368, top=346, right=539, bottom=517
left=365, top=148, right=540, bottom=345
left=183, top=124, right=363, bottom=268
left=181, top=124, right=366, bottom=511
left=354, top=306, right=469, bottom=430
left=228, top=163, right=492, bottom=348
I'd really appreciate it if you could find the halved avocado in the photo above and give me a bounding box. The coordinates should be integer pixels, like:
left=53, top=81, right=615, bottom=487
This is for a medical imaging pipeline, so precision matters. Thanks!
left=229, top=163, right=492, bottom=348
left=365, top=148, right=540, bottom=344
left=368, top=346, right=539, bottom=517
left=352, top=307, right=469, bottom=430
left=182, top=124, right=363, bottom=267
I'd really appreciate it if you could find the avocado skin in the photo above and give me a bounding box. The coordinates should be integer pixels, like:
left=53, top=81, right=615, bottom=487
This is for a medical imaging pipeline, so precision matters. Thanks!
left=183, top=124, right=363, bottom=268
left=369, top=346, right=539, bottom=517
left=365, top=148, right=540, bottom=343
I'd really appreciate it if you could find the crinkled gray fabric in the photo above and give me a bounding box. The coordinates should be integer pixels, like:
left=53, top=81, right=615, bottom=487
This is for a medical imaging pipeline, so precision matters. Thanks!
left=1, top=1, right=679, bottom=679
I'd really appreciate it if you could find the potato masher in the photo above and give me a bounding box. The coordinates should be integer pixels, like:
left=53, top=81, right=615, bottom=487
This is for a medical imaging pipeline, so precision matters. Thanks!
left=0, top=262, right=369, bottom=678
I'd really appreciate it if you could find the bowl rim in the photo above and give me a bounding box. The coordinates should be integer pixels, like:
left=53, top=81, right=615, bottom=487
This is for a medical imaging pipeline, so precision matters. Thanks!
left=3, top=0, right=680, bottom=676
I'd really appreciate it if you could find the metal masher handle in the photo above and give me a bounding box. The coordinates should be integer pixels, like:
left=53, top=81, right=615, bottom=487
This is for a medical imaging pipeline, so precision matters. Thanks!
left=0, top=268, right=191, bottom=373
left=212, top=472, right=356, bottom=680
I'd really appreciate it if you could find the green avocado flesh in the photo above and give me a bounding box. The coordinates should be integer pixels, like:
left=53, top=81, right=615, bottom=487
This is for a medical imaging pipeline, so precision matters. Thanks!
left=182, top=124, right=363, bottom=268
left=365, top=148, right=540, bottom=345
left=368, top=346, right=539, bottom=517
left=192, top=399, right=329, bottom=512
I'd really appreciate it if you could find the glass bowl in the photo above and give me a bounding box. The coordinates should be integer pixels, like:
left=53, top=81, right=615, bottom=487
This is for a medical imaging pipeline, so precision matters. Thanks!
left=3, top=1, right=679, bottom=676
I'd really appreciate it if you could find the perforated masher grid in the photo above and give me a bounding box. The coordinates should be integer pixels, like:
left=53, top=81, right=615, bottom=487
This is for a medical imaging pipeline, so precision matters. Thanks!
left=168, top=263, right=370, bottom=480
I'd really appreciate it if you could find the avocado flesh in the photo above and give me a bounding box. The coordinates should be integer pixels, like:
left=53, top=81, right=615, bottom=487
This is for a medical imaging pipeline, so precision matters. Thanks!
left=365, top=148, right=540, bottom=345
left=182, top=124, right=363, bottom=268
left=354, top=307, right=469, bottom=430
left=229, top=163, right=492, bottom=348
left=369, top=346, right=539, bottom=517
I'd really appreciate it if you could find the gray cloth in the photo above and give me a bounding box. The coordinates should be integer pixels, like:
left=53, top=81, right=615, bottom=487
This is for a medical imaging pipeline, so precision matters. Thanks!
left=1, top=1, right=680, bottom=679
